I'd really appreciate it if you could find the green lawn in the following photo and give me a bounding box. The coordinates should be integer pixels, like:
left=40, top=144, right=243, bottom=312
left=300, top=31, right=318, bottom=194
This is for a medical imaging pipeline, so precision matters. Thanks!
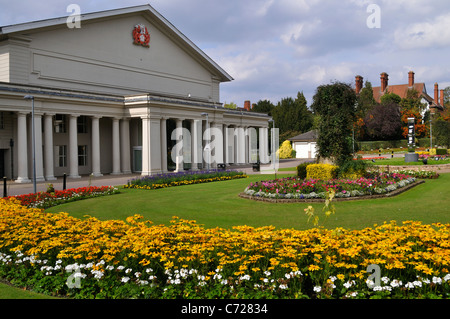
left=46, top=173, right=450, bottom=231
left=0, top=282, right=57, bottom=299
left=372, top=157, right=450, bottom=166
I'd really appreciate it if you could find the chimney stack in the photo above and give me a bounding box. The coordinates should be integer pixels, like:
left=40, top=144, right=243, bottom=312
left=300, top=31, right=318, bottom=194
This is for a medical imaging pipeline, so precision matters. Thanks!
left=408, top=71, right=415, bottom=87
left=440, top=89, right=444, bottom=106
left=380, top=72, right=389, bottom=92
left=434, top=83, right=439, bottom=105
left=244, top=100, right=251, bottom=111
left=355, top=75, right=363, bottom=94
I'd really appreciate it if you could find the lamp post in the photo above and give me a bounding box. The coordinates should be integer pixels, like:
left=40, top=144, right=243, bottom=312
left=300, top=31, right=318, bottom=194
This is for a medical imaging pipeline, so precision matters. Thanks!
left=24, top=95, right=36, bottom=194
left=201, top=112, right=210, bottom=170
left=268, top=118, right=277, bottom=179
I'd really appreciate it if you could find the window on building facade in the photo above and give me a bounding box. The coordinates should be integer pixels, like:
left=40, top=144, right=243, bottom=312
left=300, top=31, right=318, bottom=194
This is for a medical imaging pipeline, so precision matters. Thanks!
left=57, top=145, right=67, bottom=167
left=78, top=145, right=88, bottom=166
left=77, top=116, right=88, bottom=134
left=54, top=114, right=66, bottom=133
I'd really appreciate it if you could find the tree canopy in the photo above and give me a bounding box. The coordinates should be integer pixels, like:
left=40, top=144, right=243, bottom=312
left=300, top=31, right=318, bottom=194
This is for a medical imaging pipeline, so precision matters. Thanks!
left=311, top=81, right=357, bottom=165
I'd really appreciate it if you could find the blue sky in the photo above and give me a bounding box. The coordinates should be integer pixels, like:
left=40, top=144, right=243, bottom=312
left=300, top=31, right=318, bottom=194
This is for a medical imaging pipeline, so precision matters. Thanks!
left=1, top=0, right=450, bottom=107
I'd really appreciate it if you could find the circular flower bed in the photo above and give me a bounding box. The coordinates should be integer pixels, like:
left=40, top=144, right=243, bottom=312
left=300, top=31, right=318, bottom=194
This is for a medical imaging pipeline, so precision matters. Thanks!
left=243, top=172, right=418, bottom=201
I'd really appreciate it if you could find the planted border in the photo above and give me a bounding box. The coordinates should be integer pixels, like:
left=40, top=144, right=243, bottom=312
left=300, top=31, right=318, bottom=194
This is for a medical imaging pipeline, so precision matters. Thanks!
left=241, top=173, right=420, bottom=202
left=125, top=169, right=247, bottom=190
left=9, top=186, right=120, bottom=209
left=0, top=199, right=449, bottom=299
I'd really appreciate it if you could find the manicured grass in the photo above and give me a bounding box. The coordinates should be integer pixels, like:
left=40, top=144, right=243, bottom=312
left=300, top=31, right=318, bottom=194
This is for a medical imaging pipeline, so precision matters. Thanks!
left=0, top=282, right=56, bottom=299
left=372, top=158, right=450, bottom=165
left=46, top=173, right=450, bottom=231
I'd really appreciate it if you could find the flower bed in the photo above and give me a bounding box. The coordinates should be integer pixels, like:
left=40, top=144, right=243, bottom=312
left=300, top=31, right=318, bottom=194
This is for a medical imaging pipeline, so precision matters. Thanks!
left=0, top=198, right=448, bottom=299
left=243, top=172, right=417, bottom=200
left=125, top=169, right=247, bottom=190
left=10, top=186, right=119, bottom=209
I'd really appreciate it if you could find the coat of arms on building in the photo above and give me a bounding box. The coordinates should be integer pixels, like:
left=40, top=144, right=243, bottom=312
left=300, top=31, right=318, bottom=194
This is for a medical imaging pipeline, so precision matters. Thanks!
left=132, top=24, right=150, bottom=47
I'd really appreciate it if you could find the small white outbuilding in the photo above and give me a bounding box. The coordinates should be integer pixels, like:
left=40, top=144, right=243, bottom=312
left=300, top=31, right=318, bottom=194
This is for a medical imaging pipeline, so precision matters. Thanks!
left=288, top=130, right=318, bottom=159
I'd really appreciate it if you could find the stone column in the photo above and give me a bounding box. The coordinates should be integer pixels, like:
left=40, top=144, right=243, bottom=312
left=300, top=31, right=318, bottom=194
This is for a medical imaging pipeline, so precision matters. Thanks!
left=43, top=114, right=56, bottom=181
left=15, top=112, right=30, bottom=183
left=141, top=115, right=162, bottom=175
left=211, top=122, right=223, bottom=166
left=223, top=124, right=228, bottom=165
left=69, top=115, right=80, bottom=179
left=111, top=117, right=121, bottom=175
left=120, top=118, right=131, bottom=174
left=259, top=127, right=270, bottom=164
left=236, top=126, right=246, bottom=164
left=33, top=113, right=45, bottom=182
left=191, top=119, right=201, bottom=170
left=174, top=118, right=184, bottom=172
left=160, top=117, right=168, bottom=173
left=91, top=116, right=102, bottom=177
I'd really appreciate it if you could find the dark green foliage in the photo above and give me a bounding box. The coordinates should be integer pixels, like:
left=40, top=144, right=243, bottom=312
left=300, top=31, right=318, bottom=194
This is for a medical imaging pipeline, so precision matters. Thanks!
left=337, top=159, right=373, bottom=178
left=433, top=118, right=450, bottom=148
left=311, top=82, right=357, bottom=166
left=296, top=162, right=312, bottom=179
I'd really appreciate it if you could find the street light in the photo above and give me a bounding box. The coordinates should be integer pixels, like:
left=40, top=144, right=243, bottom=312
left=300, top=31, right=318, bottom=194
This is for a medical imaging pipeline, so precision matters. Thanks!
left=268, top=118, right=277, bottom=179
left=24, top=95, right=36, bottom=193
left=201, top=112, right=210, bottom=170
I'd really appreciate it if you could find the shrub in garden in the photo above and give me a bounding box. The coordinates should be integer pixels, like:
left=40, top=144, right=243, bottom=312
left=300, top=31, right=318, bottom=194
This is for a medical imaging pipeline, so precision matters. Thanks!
left=338, top=159, right=373, bottom=179
left=306, top=164, right=338, bottom=180
left=296, top=163, right=312, bottom=179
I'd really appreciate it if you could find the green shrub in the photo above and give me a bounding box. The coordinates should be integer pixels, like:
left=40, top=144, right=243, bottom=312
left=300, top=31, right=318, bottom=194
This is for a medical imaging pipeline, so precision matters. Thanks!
left=296, top=163, right=310, bottom=179
left=338, top=160, right=372, bottom=179
left=306, top=164, right=338, bottom=180
left=436, top=148, right=448, bottom=155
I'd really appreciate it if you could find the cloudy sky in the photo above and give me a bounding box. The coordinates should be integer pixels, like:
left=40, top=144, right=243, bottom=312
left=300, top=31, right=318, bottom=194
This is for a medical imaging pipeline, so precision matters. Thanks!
left=1, top=0, right=450, bottom=107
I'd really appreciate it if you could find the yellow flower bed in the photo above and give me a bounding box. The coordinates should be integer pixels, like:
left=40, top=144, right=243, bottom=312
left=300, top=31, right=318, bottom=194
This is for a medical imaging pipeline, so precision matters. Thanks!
left=306, top=164, right=338, bottom=180
left=0, top=198, right=449, bottom=299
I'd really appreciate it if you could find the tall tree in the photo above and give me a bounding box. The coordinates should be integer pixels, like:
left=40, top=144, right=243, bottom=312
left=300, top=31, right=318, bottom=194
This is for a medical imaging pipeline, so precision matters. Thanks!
left=356, top=81, right=376, bottom=118
left=251, top=99, right=275, bottom=115
left=271, top=92, right=313, bottom=142
left=311, top=82, right=357, bottom=165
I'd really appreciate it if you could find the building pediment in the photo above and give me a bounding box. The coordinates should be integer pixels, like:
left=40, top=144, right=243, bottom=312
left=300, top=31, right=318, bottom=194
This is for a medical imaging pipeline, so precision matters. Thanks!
left=0, top=5, right=232, bottom=101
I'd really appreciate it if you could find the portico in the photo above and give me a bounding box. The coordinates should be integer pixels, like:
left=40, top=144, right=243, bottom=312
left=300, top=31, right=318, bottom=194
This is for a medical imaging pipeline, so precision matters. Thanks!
left=0, top=5, right=271, bottom=183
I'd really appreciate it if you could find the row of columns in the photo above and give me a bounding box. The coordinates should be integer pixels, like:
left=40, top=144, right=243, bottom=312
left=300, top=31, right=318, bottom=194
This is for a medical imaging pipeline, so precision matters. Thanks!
left=15, top=112, right=131, bottom=183
left=14, top=111, right=270, bottom=183
left=141, top=116, right=269, bottom=175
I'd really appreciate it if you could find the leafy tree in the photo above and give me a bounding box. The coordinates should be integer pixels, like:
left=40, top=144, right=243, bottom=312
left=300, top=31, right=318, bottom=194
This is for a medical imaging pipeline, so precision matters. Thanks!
left=399, top=89, right=427, bottom=113
left=364, top=103, right=402, bottom=140
left=311, top=82, right=357, bottom=165
left=271, top=92, right=313, bottom=142
left=380, top=92, right=401, bottom=105
left=251, top=99, right=275, bottom=115
left=401, top=109, right=427, bottom=138
left=277, top=140, right=294, bottom=159
left=356, top=81, right=376, bottom=118
left=433, top=118, right=450, bottom=147
left=223, top=102, right=237, bottom=109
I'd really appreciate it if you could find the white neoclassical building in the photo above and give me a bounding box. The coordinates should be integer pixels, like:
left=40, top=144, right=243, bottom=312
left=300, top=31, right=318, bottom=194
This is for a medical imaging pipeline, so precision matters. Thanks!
left=0, top=5, right=271, bottom=182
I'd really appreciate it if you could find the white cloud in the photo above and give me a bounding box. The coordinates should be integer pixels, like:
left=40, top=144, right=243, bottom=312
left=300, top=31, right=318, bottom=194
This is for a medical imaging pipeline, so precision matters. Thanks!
left=394, top=13, right=450, bottom=50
